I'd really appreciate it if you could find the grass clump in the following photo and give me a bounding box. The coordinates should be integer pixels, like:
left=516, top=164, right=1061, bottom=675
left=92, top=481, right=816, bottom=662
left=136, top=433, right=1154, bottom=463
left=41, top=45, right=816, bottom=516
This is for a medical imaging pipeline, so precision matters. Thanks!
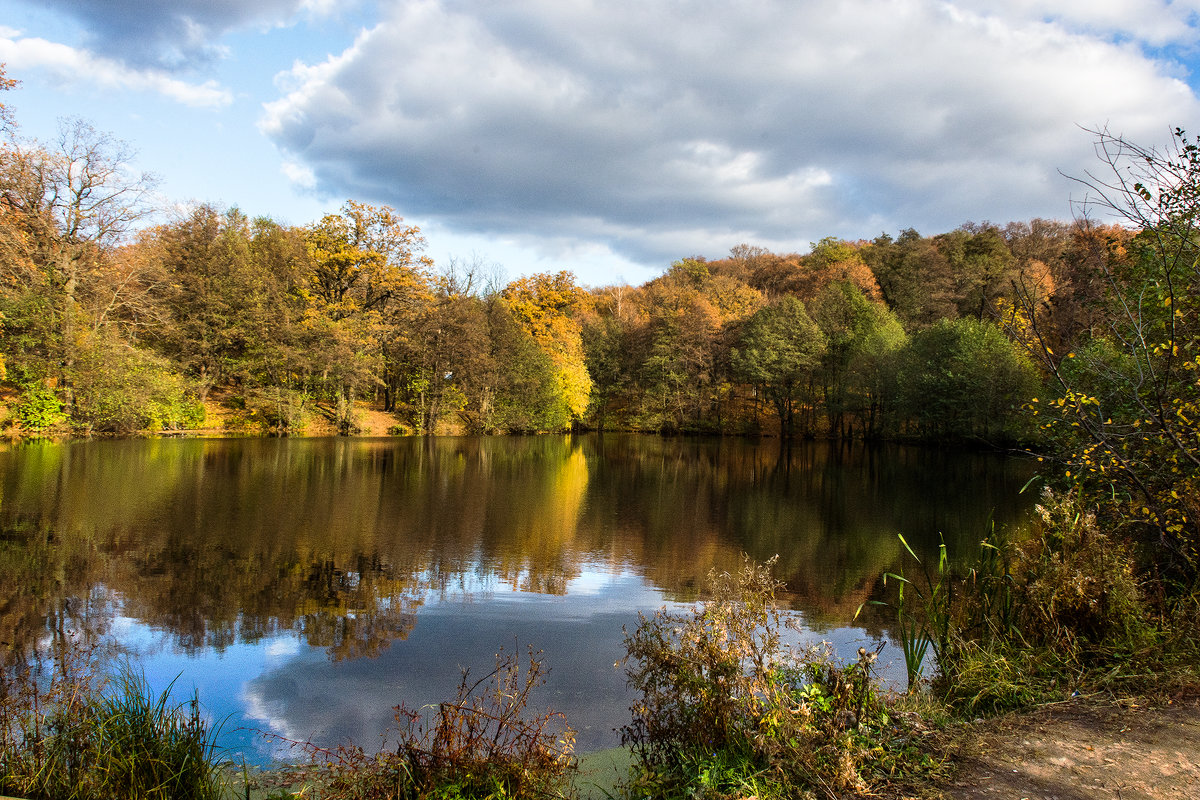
left=0, top=656, right=225, bottom=800
left=620, top=557, right=931, bottom=800
left=267, top=646, right=576, bottom=800
left=891, top=488, right=1200, bottom=716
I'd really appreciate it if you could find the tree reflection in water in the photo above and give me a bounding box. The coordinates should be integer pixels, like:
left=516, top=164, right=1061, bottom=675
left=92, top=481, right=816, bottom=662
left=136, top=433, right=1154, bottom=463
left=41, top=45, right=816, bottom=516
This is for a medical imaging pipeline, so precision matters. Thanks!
left=0, top=435, right=1035, bottom=761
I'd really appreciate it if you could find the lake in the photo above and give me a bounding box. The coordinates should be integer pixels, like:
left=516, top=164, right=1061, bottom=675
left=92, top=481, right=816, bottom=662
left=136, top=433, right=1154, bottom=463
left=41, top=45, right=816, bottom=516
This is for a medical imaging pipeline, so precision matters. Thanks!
left=0, top=434, right=1036, bottom=764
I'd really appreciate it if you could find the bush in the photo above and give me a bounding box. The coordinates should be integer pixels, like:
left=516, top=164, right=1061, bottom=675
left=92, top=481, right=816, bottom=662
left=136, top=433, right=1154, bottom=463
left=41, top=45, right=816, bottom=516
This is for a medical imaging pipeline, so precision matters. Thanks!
left=14, top=384, right=67, bottom=432
left=268, top=647, right=576, bottom=800
left=933, top=489, right=1181, bottom=714
left=70, top=335, right=204, bottom=433
left=1018, top=490, right=1150, bottom=653
left=621, top=557, right=924, bottom=800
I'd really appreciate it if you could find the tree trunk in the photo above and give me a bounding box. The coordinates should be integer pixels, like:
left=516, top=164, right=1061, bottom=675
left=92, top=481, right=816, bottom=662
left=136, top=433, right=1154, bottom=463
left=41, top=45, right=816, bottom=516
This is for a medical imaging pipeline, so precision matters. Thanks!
left=337, top=386, right=356, bottom=435
left=59, top=254, right=78, bottom=416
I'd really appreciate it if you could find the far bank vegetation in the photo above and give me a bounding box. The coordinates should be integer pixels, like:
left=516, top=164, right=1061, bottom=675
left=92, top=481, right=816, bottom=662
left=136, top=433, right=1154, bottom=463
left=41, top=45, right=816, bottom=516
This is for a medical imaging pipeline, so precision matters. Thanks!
left=3, top=121, right=1081, bottom=443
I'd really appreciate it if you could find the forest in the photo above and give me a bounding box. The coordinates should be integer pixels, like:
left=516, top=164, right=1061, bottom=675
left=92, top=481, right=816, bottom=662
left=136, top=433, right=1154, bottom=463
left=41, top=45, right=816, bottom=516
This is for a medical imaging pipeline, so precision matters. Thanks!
left=1, top=107, right=1110, bottom=445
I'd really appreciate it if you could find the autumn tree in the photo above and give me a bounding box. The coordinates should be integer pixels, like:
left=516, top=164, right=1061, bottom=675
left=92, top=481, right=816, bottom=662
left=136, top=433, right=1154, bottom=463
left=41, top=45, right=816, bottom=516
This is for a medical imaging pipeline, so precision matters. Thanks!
left=502, top=271, right=593, bottom=428
left=635, top=260, right=729, bottom=431
left=1002, top=218, right=1070, bottom=269
left=305, top=201, right=429, bottom=320
left=302, top=202, right=431, bottom=433
left=579, top=284, right=645, bottom=430
left=483, top=296, right=573, bottom=432
left=796, top=237, right=881, bottom=302
left=726, top=245, right=805, bottom=301
left=0, top=63, right=16, bottom=134
left=1035, top=221, right=1134, bottom=351
left=141, top=205, right=256, bottom=398
left=0, top=119, right=159, bottom=418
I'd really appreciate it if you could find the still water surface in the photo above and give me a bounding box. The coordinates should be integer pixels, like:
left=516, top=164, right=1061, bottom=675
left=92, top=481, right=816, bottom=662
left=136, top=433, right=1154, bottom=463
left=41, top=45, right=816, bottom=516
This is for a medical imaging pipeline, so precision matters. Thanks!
left=0, top=435, right=1036, bottom=763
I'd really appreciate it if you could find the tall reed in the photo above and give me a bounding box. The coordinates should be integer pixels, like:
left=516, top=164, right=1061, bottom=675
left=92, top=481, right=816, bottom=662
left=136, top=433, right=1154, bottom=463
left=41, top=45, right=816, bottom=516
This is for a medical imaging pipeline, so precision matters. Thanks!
left=859, top=533, right=953, bottom=692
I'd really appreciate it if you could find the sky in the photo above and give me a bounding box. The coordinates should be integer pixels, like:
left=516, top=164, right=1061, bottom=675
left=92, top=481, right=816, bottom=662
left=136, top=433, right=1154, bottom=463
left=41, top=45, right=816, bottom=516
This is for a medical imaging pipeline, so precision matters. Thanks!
left=2, top=0, right=1200, bottom=287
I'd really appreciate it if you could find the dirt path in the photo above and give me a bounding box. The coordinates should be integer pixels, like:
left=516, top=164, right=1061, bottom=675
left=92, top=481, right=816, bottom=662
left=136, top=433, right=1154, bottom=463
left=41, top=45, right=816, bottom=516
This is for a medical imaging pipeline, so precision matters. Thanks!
left=937, top=687, right=1200, bottom=800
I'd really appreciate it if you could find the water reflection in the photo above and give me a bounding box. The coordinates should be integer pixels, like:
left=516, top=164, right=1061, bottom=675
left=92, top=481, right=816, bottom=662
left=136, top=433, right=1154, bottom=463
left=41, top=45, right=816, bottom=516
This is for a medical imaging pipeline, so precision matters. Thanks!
left=0, top=435, right=1036, bottom=761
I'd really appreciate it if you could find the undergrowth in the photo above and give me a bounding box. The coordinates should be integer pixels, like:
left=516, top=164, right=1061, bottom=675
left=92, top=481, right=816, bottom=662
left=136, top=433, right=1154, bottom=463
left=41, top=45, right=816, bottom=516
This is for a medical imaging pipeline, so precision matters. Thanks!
left=888, top=488, right=1200, bottom=716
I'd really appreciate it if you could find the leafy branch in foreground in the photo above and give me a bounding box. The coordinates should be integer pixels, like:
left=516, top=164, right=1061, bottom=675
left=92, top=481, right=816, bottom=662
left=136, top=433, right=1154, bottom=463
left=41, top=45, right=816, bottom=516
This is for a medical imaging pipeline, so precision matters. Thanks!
left=1012, top=126, right=1200, bottom=582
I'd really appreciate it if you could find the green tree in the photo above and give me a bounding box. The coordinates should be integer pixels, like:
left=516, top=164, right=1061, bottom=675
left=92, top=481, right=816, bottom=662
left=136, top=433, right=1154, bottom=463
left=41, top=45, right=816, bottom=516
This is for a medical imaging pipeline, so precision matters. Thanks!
left=485, top=297, right=571, bottom=432
left=811, top=280, right=906, bottom=438
left=242, top=216, right=315, bottom=426
left=897, top=317, right=1037, bottom=441
left=935, top=224, right=1018, bottom=320
left=843, top=302, right=907, bottom=438
left=732, top=296, right=826, bottom=437
left=863, top=228, right=958, bottom=328
left=388, top=282, right=490, bottom=434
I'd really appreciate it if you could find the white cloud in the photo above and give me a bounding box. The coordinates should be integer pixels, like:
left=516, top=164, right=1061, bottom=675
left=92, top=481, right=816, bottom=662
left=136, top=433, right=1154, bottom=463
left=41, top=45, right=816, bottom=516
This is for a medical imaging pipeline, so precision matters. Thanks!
left=281, top=158, right=317, bottom=188
left=0, top=32, right=233, bottom=108
left=299, top=0, right=344, bottom=17
left=958, top=0, right=1200, bottom=47
left=247, top=0, right=1195, bottom=267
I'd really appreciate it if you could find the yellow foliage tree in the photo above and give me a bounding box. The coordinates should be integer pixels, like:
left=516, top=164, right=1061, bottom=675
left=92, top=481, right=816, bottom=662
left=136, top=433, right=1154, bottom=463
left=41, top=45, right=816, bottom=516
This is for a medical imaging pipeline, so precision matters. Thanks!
left=502, top=271, right=593, bottom=422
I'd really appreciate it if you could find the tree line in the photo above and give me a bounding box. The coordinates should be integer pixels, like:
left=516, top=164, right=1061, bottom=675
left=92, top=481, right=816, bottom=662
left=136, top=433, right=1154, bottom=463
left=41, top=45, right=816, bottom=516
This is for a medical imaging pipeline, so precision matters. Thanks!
left=0, top=66, right=1136, bottom=448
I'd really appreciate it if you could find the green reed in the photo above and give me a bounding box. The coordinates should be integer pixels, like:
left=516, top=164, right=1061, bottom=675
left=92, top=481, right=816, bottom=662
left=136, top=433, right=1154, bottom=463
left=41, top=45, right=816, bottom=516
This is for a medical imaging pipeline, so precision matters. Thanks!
left=859, top=533, right=953, bottom=693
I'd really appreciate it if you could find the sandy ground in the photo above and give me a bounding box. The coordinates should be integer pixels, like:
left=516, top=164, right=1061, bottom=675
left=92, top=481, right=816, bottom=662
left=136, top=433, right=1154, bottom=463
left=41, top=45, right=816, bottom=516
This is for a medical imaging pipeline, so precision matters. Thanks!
left=937, top=687, right=1200, bottom=800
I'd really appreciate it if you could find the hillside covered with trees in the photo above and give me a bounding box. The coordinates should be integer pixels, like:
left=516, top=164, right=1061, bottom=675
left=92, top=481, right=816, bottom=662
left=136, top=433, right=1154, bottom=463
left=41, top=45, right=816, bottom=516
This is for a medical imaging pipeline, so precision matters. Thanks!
left=0, top=64, right=1170, bottom=458
left=4, top=77, right=1127, bottom=445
